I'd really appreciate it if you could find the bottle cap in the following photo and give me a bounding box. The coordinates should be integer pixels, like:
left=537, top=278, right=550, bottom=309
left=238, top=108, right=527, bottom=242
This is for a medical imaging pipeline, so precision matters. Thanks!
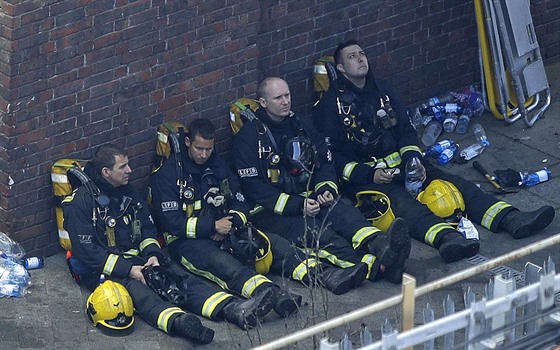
left=481, top=140, right=490, bottom=147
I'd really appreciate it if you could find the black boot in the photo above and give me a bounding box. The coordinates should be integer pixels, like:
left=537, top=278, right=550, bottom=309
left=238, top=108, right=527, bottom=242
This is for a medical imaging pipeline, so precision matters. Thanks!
left=171, top=313, right=214, bottom=344
left=498, top=206, right=555, bottom=239
left=367, top=217, right=411, bottom=270
left=313, top=263, right=368, bottom=295
left=262, top=286, right=302, bottom=318
left=220, top=287, right=274, bottom=330
left=436, top=230, right=479, bottom=263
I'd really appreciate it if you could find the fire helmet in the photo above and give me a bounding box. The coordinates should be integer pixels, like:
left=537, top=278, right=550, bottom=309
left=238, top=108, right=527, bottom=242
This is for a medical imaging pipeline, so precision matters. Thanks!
left=86, top=280, right=134, bottom=335
left=355, top=190, right=395, bottom=232
left=228, top=224, right=273, bottom=275
left=417, top=179, right=465, bottom=219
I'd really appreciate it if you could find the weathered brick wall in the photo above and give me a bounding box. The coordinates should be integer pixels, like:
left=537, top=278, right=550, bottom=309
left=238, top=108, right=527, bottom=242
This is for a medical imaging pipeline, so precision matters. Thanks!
left=0, top=0, right=557, bottom=256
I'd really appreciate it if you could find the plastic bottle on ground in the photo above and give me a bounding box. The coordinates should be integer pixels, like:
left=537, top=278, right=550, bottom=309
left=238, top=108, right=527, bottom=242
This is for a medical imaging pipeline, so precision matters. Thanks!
left=437, top=144, right=458, bottom=165
left=423, top=139, right=456, bottom=158
left=460, top=142, right=485, bottom=161
left=410, top=107, right=423, bottom=130
left=455, top=108, right=473, bottom=134
left=443, top=112, right=458, bottom=132
left=472, top=123, right=490, bottom=147
left=421, top=120, right=443, bottom=147
left=405, top=156, right=425, bottom=198
left=520, top=168, right=551, bottom=187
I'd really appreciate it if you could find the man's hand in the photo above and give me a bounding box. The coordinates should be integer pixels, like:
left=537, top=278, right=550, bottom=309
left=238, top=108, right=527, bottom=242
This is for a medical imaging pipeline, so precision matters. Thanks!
left=129, top=265, right=146, bottom=284
left=374, top=168, right=398, bottom=184
left=215, top=216, right=234, bottom=235
left=143, top=256, right=160, bottom=268
left=317, top=190, right=335, bottom=206
left=303, top=198, right=321, bottom=217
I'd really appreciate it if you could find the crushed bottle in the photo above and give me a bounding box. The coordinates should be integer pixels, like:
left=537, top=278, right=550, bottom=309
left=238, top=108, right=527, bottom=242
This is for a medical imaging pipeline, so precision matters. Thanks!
left=519, top=168, right=551, bottom=187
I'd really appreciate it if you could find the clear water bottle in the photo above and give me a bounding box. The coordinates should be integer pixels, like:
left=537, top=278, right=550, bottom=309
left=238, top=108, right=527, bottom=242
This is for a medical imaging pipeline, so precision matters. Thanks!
left=405, top=157, right=425, bottom=198
left=431, top=105, right=446, bottom=123
left=444, top=103, right=460, bottom=113
left=421, top=120, right=443, bottom=146
left=410, top=107, right=423, bottom=130
left=23, top=256, right=44, bottom=270
left=472, top=123, right=490, bottom=147
left=437, top=144, right=458, bottom=165
left=455, top=109, right=473, bottom=134
left=520, top=168, right=551, bottom=187
left=424, top=139, right=456, bottom=158
left=466, top=91, right=484, bottom=116
left=460, top=142, right=485, bottom=160
left=443, top=112, right=458, bottom=132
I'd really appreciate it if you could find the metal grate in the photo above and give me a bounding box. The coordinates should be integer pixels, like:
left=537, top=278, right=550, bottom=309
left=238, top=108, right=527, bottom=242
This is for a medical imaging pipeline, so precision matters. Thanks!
left=466, top=254, right=560, bottom=302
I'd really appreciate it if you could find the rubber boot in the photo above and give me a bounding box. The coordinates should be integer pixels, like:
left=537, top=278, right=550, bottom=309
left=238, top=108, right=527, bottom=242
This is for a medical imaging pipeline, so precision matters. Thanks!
left=366, top=217, right=411, bottom=280
left=498, top=206, right=555, bottom=239
left=220, top=287, right=274, bottom=330
left=436, top=230, right=479, bottom=263
left=313, top=263, right=368, bottom=295
left=171, top=313, right=214, bottom=344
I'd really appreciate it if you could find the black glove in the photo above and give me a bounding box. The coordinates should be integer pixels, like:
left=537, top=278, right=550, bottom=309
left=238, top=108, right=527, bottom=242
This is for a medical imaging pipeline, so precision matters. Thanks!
left=494, top=168, right=522, bottom=187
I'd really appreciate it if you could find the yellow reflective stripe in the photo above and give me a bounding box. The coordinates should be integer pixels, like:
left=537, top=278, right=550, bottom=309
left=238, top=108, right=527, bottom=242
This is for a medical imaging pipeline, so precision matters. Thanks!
left=383, top=152, right=402, bottom=168
left=352, top=226, right=381, bottom=249
left=194, top=200, right=202, bottom=210
left=201, top=291, right=232, bottom=319
left=342, top=162, right=358, bottom=181
left=424, top=223, right=455, bottom=246
left=361, top=253, right=377, bottom=279
left=157, top=307, right=184, bottom=333
left=274, top=193, right=290, bottom=214
left=242, top=275, right=272, bottom=299
left=186, top=217, right=197, bottom=238
left=315, top=181, right=338, bottom=195
left=180, top=256, right=229, bottom=291
left=139, top=238, right=160, bottom=252
left=481, top=201, right=512, bottom=229
left=103, top=254, right=119, bottom=275
left=301, top=248, right=354, bottom=268
left=292, top=258, right=319, bottom=281
left=400, top=145, right=422, bottom=155
left=164, top=232, right=178, bottom=245
left=229, top=210, right=247, bottom=225
left=122, top=248, right=139, bottom=256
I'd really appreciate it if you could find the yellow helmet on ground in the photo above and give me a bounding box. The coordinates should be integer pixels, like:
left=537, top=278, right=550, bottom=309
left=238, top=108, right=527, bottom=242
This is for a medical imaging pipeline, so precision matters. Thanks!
left=355, top=190, right=395, bottom=232
left=86, top=280, right=134, bottom=335
left=417, top=179, right=465, bottom=219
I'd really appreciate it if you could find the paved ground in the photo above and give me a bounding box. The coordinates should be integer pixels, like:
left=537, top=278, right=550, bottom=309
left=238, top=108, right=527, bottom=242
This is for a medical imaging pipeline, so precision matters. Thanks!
left=1, top=61, right=559, bottom=350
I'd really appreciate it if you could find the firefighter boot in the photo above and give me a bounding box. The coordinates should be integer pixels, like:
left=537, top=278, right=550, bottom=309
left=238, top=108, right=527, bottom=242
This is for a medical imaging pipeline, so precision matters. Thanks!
left=498, top=206, right=555, bottom=239
left=366, top=217, right=411, bottom=281
left=220, top=287, right=274, bottom=330
left=171, top=313, right=215, bottom=344
left=436, top=230, right=479, bottom=263
left=312, top=263, right=368, bottom=295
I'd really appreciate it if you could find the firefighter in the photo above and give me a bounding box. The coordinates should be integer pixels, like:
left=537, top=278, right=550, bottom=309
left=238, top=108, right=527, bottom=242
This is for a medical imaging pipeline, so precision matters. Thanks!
left=312, top=39, right=555, bottom=263
left=62, top=145, right=275, bottom=341
left=230, top=77, right=411, bottom=284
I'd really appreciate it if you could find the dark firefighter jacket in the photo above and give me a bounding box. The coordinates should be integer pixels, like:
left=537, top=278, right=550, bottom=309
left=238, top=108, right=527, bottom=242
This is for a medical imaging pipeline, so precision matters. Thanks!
left=149, top=151, right=248, bottom=241
left=313, top=69, right=423, bottom=187
left=62, top=164, right=163, bottom=279
left=230, top=107, right=339, bottom=216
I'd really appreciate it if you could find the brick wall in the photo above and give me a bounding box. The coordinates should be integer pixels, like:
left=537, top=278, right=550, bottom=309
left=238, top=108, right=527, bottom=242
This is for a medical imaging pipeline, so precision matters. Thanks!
left=0, top=0, right=557, bottom=256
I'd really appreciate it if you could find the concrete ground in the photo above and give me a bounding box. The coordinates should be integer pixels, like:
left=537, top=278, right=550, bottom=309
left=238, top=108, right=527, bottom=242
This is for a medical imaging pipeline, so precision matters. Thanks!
left=1, top=61, right=559, bottom=350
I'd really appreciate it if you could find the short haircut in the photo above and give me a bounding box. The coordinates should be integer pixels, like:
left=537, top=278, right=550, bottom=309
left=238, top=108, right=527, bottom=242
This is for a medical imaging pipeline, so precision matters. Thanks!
left=92, top=144, right=126, bottom=175
left=257, top=77, right=280, bottom=100
left=334, top=39, right=360, bottom=65
left=188, top=118, right=215, bottom=140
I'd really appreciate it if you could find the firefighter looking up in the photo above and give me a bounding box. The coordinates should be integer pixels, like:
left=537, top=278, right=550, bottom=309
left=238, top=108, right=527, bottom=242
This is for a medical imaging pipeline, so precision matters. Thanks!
left=150, top=118, right=317, bottom=319
left=312, top=39, right=555, bottom=263
left=230, top=77, right=411, bottom=284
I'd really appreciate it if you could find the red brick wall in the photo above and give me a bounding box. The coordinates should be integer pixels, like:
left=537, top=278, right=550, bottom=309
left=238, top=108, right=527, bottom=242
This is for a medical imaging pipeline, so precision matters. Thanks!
left=0, top=0, right=557, bottom=256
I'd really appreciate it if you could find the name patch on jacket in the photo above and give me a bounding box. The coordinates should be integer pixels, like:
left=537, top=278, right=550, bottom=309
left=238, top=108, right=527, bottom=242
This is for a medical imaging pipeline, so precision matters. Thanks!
left=238, top=167, right=258, bottom=178
left=161, top=201, right=179, bottom=212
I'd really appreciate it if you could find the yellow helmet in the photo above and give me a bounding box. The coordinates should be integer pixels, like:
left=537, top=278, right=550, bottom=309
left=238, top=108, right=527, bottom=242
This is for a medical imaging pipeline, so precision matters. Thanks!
left=417, top=179, right=465, bottom=219
left=254, top=229, right=273, bottom=275
left=86, top=280, right=135, bottom=335
left=355, top=190, right=395, bottom=232
left=228, top=224, right=273, bottom=275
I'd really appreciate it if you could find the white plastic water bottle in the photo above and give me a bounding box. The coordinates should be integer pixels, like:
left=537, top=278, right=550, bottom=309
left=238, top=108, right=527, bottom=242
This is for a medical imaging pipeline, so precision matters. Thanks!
left=460, top=142, right=485, bottom=161
left=410, top=107, right=423, bottom=130
left=405, top=157, right=425, bottom=198
left=443, top=112, right=458, bottom=132
left=520, top=168, right=551, bottom=187
left=437, top=144, right=458, bottom=165
left=421, top=120, right=443, bottom=146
